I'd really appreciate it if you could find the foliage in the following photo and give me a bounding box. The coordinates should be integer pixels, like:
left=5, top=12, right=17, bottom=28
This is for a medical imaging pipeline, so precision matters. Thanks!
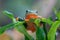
left=0, top=9, right=60, bottom=40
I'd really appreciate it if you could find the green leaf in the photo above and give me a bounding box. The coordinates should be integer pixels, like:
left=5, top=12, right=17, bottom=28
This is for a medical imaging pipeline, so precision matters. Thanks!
left=36, top=26, right=45, bottom=40
left=41, top=18, right=53, bottom=25
left=48, top=21, right=60, bottom=40
left=53, top=8, right=60, bottom=20
left=34, top=19, right=41, bottom=26
left=0, top=22, right=22, bottom=35
left=2, top=10, right=17, bottom=23
left=43, top=22, right=48, bottom=40
left=15, top=24, right=34, bottom=40
left=34, top=19, right=45, bottom=40
left=2, top=10, right=14, bottom=20
left=25, top=36, right=29, bottom=40
left=56, top=12, right=60, bottom=20
left=30, top=18, right=35, bottom=22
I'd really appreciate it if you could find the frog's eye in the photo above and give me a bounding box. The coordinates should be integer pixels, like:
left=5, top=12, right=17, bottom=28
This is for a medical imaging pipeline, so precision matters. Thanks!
left=26, top=10, right=28, bottom=13
left=36, top=11, right=38, bottom=13
left=16, top=17, right=24, bottom=21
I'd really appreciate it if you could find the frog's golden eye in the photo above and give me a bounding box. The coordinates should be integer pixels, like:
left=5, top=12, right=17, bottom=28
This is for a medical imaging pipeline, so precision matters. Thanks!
left=16, top=17, right=19, bottom=21
left=16, top=17, right=24, bottom=21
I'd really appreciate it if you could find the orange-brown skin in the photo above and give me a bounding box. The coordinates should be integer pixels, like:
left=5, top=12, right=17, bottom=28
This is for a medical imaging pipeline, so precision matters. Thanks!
left=25, top=13, right=38, bottom=21
left=25, top=13, right=38, bottom=32
left=26, top=21, right=36, bottom=32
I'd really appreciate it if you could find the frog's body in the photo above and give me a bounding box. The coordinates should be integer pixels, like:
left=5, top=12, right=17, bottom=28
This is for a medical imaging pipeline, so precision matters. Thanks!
left=16, top=10, right=43, bottom=32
